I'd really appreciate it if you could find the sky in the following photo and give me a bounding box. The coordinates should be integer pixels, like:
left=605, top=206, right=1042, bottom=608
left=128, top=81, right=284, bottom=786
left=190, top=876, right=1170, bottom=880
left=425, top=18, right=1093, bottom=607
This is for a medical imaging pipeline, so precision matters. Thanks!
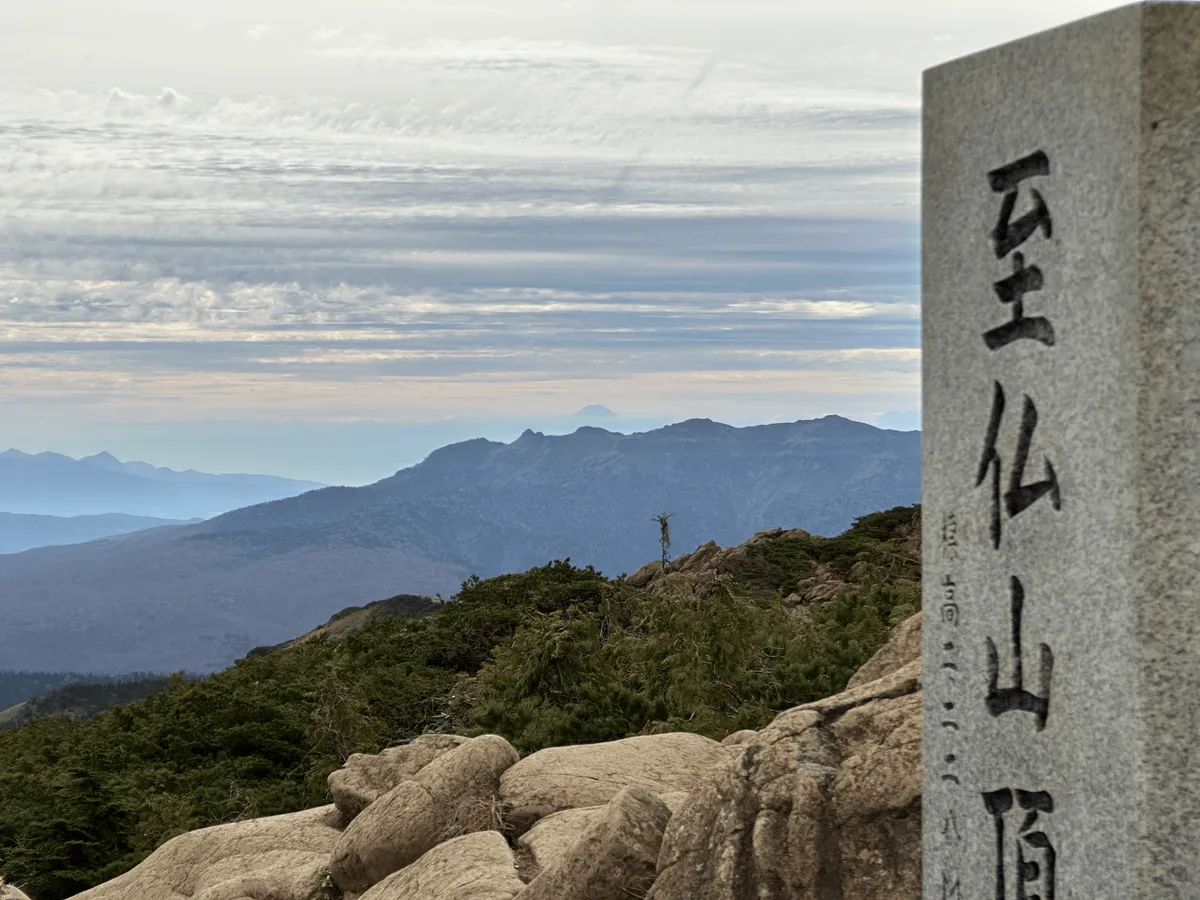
left=1, top=0, right=1123, bottom=484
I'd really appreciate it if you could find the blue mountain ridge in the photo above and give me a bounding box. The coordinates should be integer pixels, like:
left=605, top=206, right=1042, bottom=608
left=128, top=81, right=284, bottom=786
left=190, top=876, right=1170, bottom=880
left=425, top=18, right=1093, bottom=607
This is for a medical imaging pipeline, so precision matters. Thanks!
left=0, top=416, right=919, bottom=675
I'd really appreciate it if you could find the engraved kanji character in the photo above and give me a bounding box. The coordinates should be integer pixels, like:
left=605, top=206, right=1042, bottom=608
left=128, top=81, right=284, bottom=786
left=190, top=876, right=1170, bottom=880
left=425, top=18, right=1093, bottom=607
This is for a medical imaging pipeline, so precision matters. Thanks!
left=984, top=252, right=1055, bottom=350
left=982, top=788, right=1056, bottom=900
left=985, top=576, right=1053, bottom=730
left=976, top=382, right=1061, bottom=549
left=988, top=151, right=1052, bottom=259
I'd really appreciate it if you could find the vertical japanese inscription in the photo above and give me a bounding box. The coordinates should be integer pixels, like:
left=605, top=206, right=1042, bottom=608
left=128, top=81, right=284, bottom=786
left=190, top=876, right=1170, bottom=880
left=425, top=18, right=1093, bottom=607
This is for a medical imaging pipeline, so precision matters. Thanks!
left=971, top=150, right=1060, bottom=900
left=938, top=510, right=964, bottom=897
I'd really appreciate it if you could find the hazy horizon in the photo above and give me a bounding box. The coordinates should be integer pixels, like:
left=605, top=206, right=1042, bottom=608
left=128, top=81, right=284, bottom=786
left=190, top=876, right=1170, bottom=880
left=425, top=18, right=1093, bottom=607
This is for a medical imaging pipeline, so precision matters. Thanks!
left=3, top=408, right=921, bottom=486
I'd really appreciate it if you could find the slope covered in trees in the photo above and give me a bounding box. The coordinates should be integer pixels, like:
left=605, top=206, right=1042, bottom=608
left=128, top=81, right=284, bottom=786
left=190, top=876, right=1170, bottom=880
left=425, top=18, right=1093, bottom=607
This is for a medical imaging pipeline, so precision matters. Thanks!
left=0, top=505, right=920, bottom=899
left=0, top=677, right=182, bottom=731
left=0, top=673, right=169, bottom=713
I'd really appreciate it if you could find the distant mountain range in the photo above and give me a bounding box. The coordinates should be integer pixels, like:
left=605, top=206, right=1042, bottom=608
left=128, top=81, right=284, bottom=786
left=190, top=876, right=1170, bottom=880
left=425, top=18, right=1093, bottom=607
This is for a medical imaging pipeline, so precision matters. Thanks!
left=0, top=417, right=919, bottom=675
left=0, top=512, right=204, bottom=555
left=0, top=449, right=325, bottom=519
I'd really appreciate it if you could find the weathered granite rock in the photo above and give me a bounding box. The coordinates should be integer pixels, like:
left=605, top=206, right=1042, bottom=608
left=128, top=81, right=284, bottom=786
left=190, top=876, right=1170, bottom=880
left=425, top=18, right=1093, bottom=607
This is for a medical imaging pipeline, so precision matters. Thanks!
left=720, top=729, right=758, bottom=747
left=69, top=805, right=342, bottom=900
left=517, top=807, right=605, bottom=880
left=499, top=732, right=734, bottom=834
left=627, top=561, right=663, bottom=588
left=627, top=542, right=732, bottom=595
left=628, top=529, right=816, bottom=594
left=329, top=733, right=469, bottom=820
left=657, top=791, right=690, bottom=815
left=829, top=692, right=921, bottom=900
left=331, top=735, right=519, bottom=893
left=0, top=881, right=33, bottom=900
left=790, top=565, right=847, bottom=606
left=520, top=786, right=672, bottom=900
left=357, top=831, right=524, bottom=900
left=846, top=611, right=922, bottom=690
left=517, top=790, right=691, bottom=881
left=191, top=849, right=330, bottom=900
left=648, top=616, right=922, bottom=900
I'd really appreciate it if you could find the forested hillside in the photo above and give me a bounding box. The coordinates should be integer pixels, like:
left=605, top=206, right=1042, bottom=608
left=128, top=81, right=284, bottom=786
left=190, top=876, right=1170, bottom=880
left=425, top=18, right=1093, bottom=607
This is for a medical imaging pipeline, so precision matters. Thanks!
left=0, top=673, right=167, bottom=712
left=0, top=677, right=186, bottom=731
left=0, top=505, right=921, bottom=899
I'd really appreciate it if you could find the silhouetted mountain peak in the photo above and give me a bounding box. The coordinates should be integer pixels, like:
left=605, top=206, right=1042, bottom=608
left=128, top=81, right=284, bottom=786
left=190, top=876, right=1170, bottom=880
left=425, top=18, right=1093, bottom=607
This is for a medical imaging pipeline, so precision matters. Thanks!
left=80, top=451, right=123, bottom=469
left=29, top=450, right=77, bottom=462
left=574, top=404, right=617, bottom=417
left=412, top=437, right=503, bottom=476
left=659, top=418, right=735, bottom=438
left=807, top=415, right=882, bottom=435
left=571, top=425, right=614, bottom=437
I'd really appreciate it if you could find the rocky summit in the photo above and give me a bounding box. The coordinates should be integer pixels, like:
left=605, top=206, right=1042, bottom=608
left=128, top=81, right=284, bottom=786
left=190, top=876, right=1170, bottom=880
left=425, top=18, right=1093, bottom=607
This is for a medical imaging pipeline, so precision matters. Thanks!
left=15, top=612, right=921, bottom=900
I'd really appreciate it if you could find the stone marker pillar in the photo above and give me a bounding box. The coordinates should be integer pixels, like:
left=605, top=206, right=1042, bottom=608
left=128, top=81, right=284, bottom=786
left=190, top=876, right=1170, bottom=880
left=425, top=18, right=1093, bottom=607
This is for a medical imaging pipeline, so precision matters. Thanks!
left=922, top=4, right=1200, bottom=898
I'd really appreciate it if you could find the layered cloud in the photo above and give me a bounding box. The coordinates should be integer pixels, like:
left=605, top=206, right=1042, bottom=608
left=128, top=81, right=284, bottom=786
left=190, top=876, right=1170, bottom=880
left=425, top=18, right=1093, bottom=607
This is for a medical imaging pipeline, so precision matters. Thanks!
left=1, top=0, right=1128, bottom=477
left=8, top=2, right=1071, bottom=478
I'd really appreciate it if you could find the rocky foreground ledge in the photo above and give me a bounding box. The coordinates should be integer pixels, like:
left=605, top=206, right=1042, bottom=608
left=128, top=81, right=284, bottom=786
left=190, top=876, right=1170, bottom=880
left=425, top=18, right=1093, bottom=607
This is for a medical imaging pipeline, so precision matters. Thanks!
left=1, top=613, right=922, bottom=900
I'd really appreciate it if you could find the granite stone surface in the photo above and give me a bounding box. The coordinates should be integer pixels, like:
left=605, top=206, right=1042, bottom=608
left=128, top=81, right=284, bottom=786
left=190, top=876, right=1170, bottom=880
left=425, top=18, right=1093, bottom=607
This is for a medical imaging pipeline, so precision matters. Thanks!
left=922, top=4, right=1200, bottom=898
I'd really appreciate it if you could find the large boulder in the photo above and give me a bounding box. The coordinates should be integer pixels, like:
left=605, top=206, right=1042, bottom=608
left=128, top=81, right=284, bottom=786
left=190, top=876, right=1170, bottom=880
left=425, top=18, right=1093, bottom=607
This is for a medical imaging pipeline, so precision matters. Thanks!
left=516, top=808, right=604, bottom=880
left=647, top=613, right=923, bottom=900
left=520, top=786, right=672, bottom=900
left=331, top=735, right=519, bottom=893
left=517, top=791, right=690, bottom=882
left=826, top=688, right=922, bottom=900
left=68, top=805, right=342, bottom=900
left=357, top=831, right=524, bottom=900
left=329, top=734, right=469, bottom=820
left=499, top=733, right=733, bottom=834
left=0, top=882, right=33, bottom=900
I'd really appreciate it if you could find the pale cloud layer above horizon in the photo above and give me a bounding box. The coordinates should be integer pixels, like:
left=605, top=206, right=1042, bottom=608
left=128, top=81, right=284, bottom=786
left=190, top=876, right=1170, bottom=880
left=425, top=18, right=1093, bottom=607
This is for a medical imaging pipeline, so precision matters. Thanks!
left=0, top=0, right=1120, bottom=482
